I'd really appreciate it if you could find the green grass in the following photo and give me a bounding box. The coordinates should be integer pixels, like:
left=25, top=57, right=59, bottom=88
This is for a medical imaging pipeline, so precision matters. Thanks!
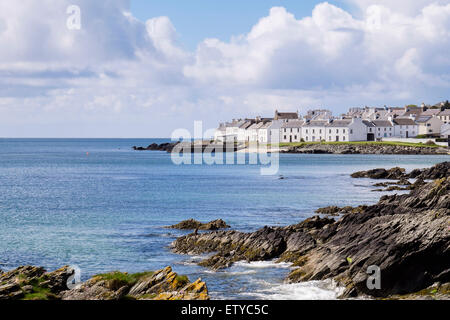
left=275, top=141, right=440, bottom=148
left=95, top=271, right=155, bottom=287
left=175, top=275, right=189, bottom=286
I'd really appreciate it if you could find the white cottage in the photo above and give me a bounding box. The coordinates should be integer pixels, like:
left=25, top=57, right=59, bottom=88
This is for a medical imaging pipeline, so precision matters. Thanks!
left=280, top=120, right=305, bottom=143
left=371, top=120, right=394, bottom=139
left=392, top=118, right=418, bottom=138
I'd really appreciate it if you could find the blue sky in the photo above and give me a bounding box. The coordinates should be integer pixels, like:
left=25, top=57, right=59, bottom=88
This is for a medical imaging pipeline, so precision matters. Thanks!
left=0, top=0, right=449, bottom=137
left=131, top=0, right=350, bottom=49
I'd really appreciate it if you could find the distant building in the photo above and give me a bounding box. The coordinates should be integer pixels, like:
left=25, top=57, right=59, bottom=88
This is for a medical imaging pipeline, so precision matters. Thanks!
left=392, top=118, right=418, bottom=138
left=438, top=109, right=450, bottom=124
left=371, top=120, right=394, bottom=139
left=274, top=110, right=298, bottom=121
left=415, top=115, right=443, bottom=136
left=280, top=120, right=305, bottom=143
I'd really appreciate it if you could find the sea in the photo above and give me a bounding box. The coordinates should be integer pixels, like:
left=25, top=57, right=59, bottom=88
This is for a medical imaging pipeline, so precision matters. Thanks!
left=0, top=138, right=448, bottom=299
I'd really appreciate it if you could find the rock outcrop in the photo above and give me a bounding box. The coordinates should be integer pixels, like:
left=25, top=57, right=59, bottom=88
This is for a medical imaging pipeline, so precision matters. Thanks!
left=168, top=219, right=230, bottom=231
left=281, top=143, right=448, bottom=155
left=0, top=266, right=209, bottom=300
left=172, top=162, right=450, bottom=299
left=351, top=162, right=449, bottom=180
left=133, top=142, right=179, bottom=152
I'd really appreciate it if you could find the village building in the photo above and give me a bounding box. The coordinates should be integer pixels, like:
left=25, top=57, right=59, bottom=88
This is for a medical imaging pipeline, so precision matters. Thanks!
left=371, top=120, right=394, bottom=139
left=438, top=109, right=450, bottom=124
left=325, top=118, right=367, bottom=142
left=274, top=110, right=299, bottom=121
left=392, top=118, right=419, bottom=138
left=304, top=109, right=333, bottom=121
left=415, top=115, right=443, bottom=137
left=280, top=120, right=305, bottom=143
left=441, top=124, right=450, bottom=139
left=257, top=120, right=283, bottom=144
left=302, top=120, right=328, bottom=142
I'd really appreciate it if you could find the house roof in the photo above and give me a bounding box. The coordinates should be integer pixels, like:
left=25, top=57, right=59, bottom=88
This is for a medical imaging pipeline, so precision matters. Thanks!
left=239, top=121, right=253, bottom=130
left=259, top=122, right=273, bottom=129
left=439, top=109, right=450, bottom=116
left=415, top=116, right=432, bottom=123
left=275, top=111, right=298, bottom=120
left=421, top=108, right=441, bottom=116
left=281, top=120, right=305, bottom=128
left=328, top=119, right=352, bottom=127
left=362, top=120, right=376, bottom=127
left=304, top=120, right=329, bottom=127
left=372, top=120, right=393, bottom=127
left=393, top=118, right=416, bottom=125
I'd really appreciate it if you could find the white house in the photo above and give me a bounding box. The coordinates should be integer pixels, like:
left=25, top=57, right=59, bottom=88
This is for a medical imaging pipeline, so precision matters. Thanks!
left=392, top=118, right=419, bottom=138
left=257, top=120, right=283, bottom=144
left=325, top=118, right=367, bottom=142
left=302, top=120, right=328, bottom=142
left=371, top=120, right=394, bottom=139
left=280, top=120, right=304, bottom=143
left=416, top=115, right=443, bottom=136
left=247, top=122, right=264, bottom=142
left=437, top=109, right=450, bottom=125
left=440, top=123, right=450, bottom=139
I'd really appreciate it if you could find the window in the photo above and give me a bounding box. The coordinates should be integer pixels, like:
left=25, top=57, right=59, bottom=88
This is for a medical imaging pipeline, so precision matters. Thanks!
left=336, top=129, right=339, bottom=133
left=343, top=136, right=346, bottom=141
left=350, top=129, right=353, bottom=134
left=284, top=135, right=287, bottom=140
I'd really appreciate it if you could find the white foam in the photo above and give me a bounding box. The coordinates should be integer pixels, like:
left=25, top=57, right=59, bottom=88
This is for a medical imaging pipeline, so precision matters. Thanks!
left=234, top=260, right=293, bottom=269
left=250, top=279, right=345, bottom=300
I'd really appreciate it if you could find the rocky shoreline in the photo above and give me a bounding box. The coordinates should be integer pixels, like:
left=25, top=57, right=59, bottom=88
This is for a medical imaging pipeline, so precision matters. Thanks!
left=134, top=141, right=449, bottom=155
left=172, top=162, right=450, bottom=299
left=281, top=143, right=449, bottom=155
left=0, top=266, right=208, bottom=300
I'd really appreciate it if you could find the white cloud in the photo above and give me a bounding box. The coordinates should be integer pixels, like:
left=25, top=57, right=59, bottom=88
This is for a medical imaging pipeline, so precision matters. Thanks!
left=0, top=1, right=449, bottom=137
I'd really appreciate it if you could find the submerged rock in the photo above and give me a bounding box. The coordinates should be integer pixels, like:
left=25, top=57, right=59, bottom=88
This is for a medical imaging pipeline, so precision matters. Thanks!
left=351, top=167, right=406, bottom=179
left=0, top=266, right=208, bottom=300
left=172, top=162, right=450, bottom=299
left=168, top=219, right=230, bottom=231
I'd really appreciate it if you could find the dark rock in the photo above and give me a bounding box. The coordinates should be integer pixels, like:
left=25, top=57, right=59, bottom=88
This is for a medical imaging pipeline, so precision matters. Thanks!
left=168, top=219, right=230, bottom=231
left=351, top=167, right=406, bottom=179
left=0, top=265, right=209, bottom=300
left=172, top=162, right=450, bottom=299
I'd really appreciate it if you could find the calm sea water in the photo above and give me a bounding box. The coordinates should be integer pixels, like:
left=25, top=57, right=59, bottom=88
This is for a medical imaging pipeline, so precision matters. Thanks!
left=0, top=138, right=448, bottom=299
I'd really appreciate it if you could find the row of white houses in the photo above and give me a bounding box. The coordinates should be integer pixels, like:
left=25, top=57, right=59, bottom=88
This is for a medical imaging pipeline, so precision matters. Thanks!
left=215, top=112, right=421, bottom=144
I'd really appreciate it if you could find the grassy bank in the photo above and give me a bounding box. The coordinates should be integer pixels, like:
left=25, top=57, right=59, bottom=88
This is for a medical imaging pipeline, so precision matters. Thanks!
left=276, top=141, right=441, bottom=148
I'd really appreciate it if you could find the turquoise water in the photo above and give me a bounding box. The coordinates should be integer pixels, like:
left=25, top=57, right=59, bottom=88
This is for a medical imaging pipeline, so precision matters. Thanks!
left=0, top=139, right=448, bottom=299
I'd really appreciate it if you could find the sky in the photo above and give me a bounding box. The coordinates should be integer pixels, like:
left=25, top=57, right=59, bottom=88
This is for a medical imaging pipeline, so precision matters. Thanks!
left=0, top=0, right=449, bottom=138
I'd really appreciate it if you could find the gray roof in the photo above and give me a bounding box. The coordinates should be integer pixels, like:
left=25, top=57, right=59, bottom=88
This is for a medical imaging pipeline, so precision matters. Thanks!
left=304, top=120, right=329, bottom=127
left=372, top=120, right=393, bottom=127
left=439, top=109, right=450, bottom=116
left=421, top=109, right=441, bottom=116
left=248, top=122, right=265, bottom=130
left=259, top=122, right=273, bottom=129
left=328, top=119, right=352, bottom=127
left=362, top=120, right=376, bottom=127
left=281, top=120, right=305, bottom=128
left=239, top=121, right=253, bottom=129
left=415, top=116, right=432, bottom=123
left=393, top=118, right=416, bottom=125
